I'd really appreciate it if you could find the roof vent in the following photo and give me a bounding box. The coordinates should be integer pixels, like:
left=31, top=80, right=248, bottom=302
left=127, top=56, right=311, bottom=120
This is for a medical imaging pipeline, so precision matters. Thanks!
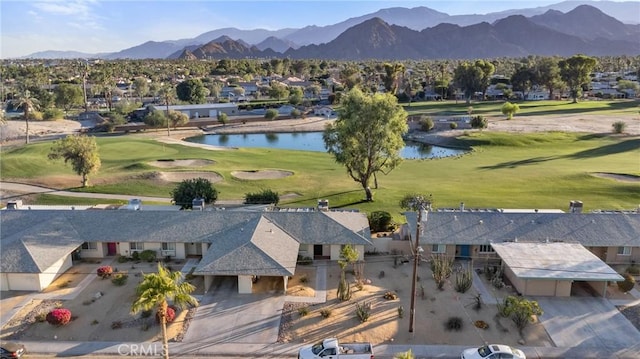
left=478, top=220, right=483, bottom=224
left=318, top=199, right=329, bottom=212
left=569, top=200, right=583, bottom=213
left=453, top=215, right=457, bottom=220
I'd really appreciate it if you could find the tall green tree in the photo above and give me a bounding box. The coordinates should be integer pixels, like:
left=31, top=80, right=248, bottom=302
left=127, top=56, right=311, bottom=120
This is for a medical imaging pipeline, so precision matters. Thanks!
left=474, top=60, right=495, bottom=100
left=535, top=57, right=561, bottom=100
left=131, top=263, right=198, bottom=359
left=54, top=83, right=83, bottom=112
left=144, top=110, right=167, bottom=131
left=176, top=78, right=206, bottom=104
left=288, top=86, right=304, bottom=105
left=48, top=135, right=101, bottom=187
left=323, top=87, right=408, bottom=201
left=171, top=177, right=218, bottom=209
left=268, top=82, right=289, bottom=101
left=12, top=89, right=40, bottom=144
left=510, top=66, right=535, bottom=100
left=559, top=55, right=597, bottom=103
left=133, top=77, right=149, bottom=103
left=453, top=62, right=483, bottom=104
left=167, top=110, right=189, bottom=129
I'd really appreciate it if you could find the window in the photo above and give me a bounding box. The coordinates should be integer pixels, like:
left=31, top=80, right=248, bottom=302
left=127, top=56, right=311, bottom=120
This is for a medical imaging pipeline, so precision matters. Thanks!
left=431, top=244, right=446, bottom=253
left=130, top=242, right=144, bottom=251
left=161, top=243, right=175, bottom=251
left=81, top=242, right=97, bottom=250
left=618, top=247, right=631, bottom=256
left=478, top=245, right=495, bottom=253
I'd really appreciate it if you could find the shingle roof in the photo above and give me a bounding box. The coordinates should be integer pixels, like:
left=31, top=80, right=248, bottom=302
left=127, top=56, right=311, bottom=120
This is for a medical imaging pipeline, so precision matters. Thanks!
left=1, top=210, right=369, bottom=274
left=0, top=213, right=84, bottom=273
left=193, top=217, right=299, bottom=276
left=404, top=212, right=640, bottom=246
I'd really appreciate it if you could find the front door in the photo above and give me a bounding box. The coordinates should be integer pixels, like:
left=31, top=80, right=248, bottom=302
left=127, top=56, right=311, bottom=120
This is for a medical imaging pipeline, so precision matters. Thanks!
left=107, top=242, right=117, bottom=256
left=314, top=245, right=323, bottom=258
left=460, top=245, right=470, bottom=258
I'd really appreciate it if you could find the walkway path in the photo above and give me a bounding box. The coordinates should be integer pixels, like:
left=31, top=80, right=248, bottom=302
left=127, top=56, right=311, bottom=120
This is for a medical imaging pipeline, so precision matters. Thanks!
left=283, top=260, right=327, bottom=303
left=0, top=181, right=242, bottom=205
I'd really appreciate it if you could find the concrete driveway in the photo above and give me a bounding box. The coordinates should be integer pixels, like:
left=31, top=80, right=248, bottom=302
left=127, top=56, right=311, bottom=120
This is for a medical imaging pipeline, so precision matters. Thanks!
left=536, top=297, right=640, bottom=357
left=184, top=277, right=285, bottom=344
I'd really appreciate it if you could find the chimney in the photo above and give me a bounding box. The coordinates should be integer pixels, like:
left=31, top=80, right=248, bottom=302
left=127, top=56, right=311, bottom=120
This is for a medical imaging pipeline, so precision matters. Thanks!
left=459, top=202, right=465, bottom=212
left=6, top=200, right=22, bottom=210
left=192, top=198, right=205, bottom=211
left=569, top=200, right=583, bottom=213
left=318, top=199, right=329, bottom=212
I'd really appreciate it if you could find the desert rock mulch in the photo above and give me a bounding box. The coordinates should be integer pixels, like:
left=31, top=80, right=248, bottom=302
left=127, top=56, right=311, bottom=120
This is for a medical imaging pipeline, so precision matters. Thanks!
left=3, top=299, right=63, bottom=340
left=277, top=302, right=312, bottom=343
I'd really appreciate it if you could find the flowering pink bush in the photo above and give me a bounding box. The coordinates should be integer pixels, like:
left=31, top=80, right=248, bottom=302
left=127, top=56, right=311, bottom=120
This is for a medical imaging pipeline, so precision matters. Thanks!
left=156, top=306, right=176, bottom=324
left=46, top=308, right=72, bottom=326
left=97, top=265, right=113, bottom=279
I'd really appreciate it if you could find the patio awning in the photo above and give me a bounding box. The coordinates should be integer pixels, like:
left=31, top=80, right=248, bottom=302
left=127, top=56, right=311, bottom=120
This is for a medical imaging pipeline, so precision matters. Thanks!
left=491, top=242, right=624, bottom=282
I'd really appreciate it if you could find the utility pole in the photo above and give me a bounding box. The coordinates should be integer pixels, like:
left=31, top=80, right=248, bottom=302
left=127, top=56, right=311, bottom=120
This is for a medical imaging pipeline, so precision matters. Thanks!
left=409, top=198, right=430, bottom=333
left=81, top=60, right=89, bottom=112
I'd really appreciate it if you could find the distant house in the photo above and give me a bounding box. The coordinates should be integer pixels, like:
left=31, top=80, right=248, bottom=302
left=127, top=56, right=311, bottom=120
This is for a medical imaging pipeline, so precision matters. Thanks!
left=313, top=105, right=336, bottom=118
left=0, top=210, right=371, bottom=293
left=147, top=103, right=238, bottom=119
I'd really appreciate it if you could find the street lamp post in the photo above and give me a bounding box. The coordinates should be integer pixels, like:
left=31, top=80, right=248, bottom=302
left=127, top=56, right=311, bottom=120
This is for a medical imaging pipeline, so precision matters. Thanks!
left=409, top=201, right=428, bottom=333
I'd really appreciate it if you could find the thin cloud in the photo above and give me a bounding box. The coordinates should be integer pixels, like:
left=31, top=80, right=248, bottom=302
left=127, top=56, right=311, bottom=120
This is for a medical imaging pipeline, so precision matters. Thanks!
left=31, top=0, right=105, bottom=31
left=32, top=0, right=93, bottom=16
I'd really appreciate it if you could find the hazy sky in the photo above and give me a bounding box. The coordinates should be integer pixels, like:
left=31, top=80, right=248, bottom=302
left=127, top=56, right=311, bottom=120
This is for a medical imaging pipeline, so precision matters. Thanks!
left=0, top=0, right=626, bottom=58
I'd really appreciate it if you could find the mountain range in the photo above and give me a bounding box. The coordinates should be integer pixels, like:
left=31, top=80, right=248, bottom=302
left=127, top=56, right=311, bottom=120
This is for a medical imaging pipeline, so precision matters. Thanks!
left=25, top=1, right=640, bottom=60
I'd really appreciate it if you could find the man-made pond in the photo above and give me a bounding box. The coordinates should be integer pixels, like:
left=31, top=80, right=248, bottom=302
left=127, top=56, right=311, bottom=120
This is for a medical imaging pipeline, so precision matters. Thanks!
left=186, top=132, right=466, bottom=159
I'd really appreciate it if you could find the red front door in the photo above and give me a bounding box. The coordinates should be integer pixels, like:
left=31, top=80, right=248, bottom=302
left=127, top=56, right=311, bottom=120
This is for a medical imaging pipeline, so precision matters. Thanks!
left=107, top=242, right=117, bottom=256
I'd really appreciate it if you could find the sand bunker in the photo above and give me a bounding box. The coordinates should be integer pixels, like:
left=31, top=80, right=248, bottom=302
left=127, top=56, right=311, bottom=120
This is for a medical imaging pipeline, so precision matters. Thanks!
left=231, top=170, right=293, bottom=180
left=149, top=159, right=215, bottom=168
left=592, top=172, right=640, bottom=182
left=159, top=171, right=223, bottom=183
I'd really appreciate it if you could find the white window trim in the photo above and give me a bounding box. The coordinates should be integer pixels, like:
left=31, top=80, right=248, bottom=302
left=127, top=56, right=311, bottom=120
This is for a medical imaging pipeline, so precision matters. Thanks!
left=618, top=246, right=631, bottom=256
left=130, top=242, right=144, bottom=251
left=478, top=245, right=495, bottom=253
left=432, top=244, right=446, bottom=254
left=81, top=242, right=97, bottom=250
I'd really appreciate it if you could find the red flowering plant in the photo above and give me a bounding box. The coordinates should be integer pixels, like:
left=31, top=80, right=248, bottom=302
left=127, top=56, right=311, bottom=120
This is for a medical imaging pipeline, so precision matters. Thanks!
left=97, top=265, right=113, bottom=279
left=46, top=308, right=72, bottom=326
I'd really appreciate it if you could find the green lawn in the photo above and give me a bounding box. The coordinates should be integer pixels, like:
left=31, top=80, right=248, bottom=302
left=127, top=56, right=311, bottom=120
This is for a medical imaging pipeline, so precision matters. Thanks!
left=402, top=99, right=639, bottom=117
left=2, top=130, right=638, bottom=218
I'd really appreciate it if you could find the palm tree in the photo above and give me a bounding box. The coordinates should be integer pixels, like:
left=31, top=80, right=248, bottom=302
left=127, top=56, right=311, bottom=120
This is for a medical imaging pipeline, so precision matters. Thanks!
left=131, top=263, right=198, bottom=359
left=158, top=84, right=175, bottom=136
left=13, top=89, right=40, bottom=144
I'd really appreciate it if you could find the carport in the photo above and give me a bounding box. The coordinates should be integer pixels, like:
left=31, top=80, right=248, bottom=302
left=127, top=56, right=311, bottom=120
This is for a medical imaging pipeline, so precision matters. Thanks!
left=193, top=216, right=299, bottom=294
left=492, top=242, right=624, bottom=297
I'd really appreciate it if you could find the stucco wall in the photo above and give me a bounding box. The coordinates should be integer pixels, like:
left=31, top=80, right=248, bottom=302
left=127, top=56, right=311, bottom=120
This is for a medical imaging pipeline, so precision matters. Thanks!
left=38, top=255, right=73, bottom=291
left=238, top=275, right=252, bottom=294
left=81, top=242, right=105, bottom=258
left=6, top=273, right=42, bottom=291
left=0, top=273, right=8, bottom=291
left=605, top=246, right=640, bottom=265
left=118, top=242, right=185, bottom=259
left=506, top=265, right=571, bottom=296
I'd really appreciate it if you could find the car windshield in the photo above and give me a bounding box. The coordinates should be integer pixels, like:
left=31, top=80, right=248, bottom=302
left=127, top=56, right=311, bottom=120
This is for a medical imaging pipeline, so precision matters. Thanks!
left=311, top=342, right=325, bottom=355
left=477, top=345, right=492, bottom=357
